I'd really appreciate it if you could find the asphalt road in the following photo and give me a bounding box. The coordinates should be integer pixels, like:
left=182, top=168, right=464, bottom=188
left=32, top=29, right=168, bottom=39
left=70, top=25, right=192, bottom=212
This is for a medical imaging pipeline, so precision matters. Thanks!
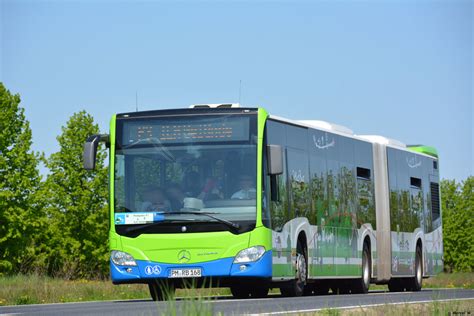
left=1, top=289, right=473, bottom=316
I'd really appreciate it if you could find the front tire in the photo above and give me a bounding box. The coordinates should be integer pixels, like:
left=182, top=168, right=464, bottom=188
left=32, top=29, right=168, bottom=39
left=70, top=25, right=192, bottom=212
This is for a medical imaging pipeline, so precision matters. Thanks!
left=149, top=281, right=175, bottom=301
left=280, top=242, right=307, bottom=297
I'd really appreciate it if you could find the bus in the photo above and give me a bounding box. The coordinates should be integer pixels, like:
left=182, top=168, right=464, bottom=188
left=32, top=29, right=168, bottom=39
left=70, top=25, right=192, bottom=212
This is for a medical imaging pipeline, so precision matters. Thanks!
left=83, top=104, right=443, bottom=300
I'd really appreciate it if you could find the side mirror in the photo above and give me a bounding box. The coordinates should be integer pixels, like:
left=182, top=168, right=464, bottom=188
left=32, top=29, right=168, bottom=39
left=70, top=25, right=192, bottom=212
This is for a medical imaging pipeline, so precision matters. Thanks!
left=83, top=134, right=109, bottom=170
left=267, top=144, right=283, bottom=175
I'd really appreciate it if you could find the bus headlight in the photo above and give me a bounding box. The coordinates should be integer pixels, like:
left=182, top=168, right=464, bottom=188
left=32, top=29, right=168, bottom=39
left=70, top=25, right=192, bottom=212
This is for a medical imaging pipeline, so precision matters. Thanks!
left=111, top=251, right=137, bottom=266
left=233, top=246, right=265, bottom=263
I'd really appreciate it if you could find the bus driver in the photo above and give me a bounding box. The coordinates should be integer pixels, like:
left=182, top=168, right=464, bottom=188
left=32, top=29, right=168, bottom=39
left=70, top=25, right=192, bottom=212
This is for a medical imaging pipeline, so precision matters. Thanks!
left=231, top=175, right=256, bottom=200
left=140, top=185, right=171, bottom=212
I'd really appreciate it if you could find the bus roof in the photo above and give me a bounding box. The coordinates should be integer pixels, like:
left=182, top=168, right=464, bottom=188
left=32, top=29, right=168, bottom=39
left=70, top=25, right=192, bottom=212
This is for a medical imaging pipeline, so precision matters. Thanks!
left=268, top=113, right=437, bottom=159
left=406, top=145, right=438, bottom=158
left=115, top=106, right=437, bottom=159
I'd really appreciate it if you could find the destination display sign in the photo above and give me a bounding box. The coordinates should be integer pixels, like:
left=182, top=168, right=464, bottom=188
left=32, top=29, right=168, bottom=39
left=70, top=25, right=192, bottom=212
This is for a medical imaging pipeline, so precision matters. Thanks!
left=123, top=116, right=249, bottom=144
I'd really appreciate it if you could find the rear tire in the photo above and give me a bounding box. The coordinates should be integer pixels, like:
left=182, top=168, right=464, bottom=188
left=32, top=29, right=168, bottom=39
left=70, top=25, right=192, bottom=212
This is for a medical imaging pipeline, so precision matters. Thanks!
left=408, top=247, right=423, bottom=291
left=352, top=242, right=371, bottom=294
left=280, top=241, right=307, bottom=297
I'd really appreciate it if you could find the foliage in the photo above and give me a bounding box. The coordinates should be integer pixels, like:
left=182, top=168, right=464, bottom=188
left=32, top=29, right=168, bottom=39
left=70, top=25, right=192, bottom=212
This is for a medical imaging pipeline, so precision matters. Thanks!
left=0, top=83, right=44, bottom=275
left=440, top=177, right=474, bottom=272
left=40, top=111, right=109, bottom=278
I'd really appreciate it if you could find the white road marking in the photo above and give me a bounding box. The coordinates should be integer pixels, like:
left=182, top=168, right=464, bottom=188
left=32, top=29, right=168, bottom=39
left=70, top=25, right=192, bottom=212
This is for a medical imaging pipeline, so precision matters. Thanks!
left=248, top=297, right=474, bottom=315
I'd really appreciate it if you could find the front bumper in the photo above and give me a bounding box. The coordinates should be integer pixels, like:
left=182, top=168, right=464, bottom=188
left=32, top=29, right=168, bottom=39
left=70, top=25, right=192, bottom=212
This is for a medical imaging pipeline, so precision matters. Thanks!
left=110, top=250, right=272, bottom=283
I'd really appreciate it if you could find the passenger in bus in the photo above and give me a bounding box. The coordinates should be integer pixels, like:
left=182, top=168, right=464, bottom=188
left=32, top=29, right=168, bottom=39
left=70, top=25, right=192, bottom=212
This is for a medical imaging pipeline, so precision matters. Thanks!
left=166, top=183, right=186, bottom=211
left=231, top=175, right=256, bottom=200
left=199, top=160, right=226, bottom=200
left=140, top=185, right=171, bottom=212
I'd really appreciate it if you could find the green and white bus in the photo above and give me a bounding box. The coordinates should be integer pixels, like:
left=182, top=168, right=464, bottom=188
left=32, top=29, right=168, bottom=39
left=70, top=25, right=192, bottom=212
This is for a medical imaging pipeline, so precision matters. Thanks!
left=83, top=104, right=443, bottom=300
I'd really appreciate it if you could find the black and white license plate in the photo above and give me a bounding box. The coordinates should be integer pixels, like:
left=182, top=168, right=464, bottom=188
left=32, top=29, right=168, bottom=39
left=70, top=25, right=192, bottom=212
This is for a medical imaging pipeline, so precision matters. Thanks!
left=168, top=268, right=202, bottom=278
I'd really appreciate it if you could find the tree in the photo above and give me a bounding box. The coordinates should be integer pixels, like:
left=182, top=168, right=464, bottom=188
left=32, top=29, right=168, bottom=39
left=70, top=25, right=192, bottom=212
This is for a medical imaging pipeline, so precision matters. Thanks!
left=0, top=83, right=43, bottom=275
left=453, top=177, right=474, bottom=271
left=441, top=177, right=474, bottom=272
left=42, top=111, right=109, bottom=279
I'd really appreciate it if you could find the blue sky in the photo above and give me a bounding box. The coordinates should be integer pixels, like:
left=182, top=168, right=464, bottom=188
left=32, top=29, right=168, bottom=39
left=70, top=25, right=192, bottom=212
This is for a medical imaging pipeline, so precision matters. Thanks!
left=1, top=0, right=472, bottom=180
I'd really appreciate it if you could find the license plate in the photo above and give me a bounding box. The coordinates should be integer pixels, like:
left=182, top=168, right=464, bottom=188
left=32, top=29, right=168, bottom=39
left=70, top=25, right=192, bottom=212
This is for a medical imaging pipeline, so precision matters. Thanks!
left=169, top=268, right=202, bottom=278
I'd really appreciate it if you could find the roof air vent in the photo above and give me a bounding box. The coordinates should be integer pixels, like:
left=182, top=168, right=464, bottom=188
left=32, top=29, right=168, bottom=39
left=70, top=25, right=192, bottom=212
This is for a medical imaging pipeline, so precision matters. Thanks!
left=189, top=103, right=240, bottom=109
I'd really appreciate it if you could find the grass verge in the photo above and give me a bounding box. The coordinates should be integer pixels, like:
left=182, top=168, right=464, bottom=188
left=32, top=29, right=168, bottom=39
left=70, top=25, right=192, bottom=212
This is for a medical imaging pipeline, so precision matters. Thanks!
left=424, top=272, right=474, bottom=289
left=0, top=272, right=472, bottom=306
left=314, top=299, right=474, bottom=315
left=0, top=274, right=230, bottom=306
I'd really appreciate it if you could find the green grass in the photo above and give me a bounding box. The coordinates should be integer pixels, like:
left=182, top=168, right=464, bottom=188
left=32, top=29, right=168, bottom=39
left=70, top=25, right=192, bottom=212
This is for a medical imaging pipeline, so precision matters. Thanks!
left=0, top=275, right=149, bottom=305
left=299, top=299, right=474, bottom=315
left=424, top=272, right=474, bottom=289
left=333, top=299, right=474, bottom=316
left=0, top=272, right=472, bottom=306
left=0, top=274, right=230, bottom=306
left=367, top=272, right=474, bottom=291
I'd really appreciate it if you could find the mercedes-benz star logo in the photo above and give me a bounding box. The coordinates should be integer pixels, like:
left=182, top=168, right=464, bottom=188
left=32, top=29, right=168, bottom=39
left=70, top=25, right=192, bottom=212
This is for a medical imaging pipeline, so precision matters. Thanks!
left=178, top=250, right=191, bottom=263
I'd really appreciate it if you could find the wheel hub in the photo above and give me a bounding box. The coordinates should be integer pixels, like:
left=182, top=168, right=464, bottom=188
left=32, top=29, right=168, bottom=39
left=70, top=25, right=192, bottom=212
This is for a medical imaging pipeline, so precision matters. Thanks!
left=296, top=254, right=307, bottom=283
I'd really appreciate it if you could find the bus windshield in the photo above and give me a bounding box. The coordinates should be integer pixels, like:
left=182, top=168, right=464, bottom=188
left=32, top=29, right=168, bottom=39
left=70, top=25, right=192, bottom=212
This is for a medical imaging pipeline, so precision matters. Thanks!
left=113, top=114, right=258, bottom=235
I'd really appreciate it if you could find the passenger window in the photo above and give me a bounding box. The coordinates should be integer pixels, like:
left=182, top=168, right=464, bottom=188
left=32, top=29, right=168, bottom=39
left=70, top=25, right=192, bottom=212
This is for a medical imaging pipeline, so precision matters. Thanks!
left=287, top=149, right=310, bottom=219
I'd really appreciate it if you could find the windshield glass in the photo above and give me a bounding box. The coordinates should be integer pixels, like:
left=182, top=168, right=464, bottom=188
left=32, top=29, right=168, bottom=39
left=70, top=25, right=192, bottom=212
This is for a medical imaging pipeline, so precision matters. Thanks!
left=113, top=114, right=258, bottom=234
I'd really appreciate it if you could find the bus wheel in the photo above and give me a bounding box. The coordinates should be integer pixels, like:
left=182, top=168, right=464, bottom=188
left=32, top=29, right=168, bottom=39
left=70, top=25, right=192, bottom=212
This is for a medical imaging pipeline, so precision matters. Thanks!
left=230, top=285, right=251, bottom=299
left=352, top=242, right=371, bottom=294
left=280, top=243, right=307, bottom=297
left=408, top=247, right=423, bottom=291
left=148, top=281, right=174, bottom=301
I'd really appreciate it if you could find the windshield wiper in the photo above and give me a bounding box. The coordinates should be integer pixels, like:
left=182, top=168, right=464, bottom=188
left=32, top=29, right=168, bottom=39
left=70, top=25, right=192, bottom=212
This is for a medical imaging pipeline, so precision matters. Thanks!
left=124, top=211, right=241, bottom=234
left=177, top=211, right=241, bottom=231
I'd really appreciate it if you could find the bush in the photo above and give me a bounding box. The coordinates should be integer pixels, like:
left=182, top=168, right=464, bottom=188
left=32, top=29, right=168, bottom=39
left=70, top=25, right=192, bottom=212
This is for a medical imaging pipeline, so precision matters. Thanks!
left=440, top=177, right=474, bottom=272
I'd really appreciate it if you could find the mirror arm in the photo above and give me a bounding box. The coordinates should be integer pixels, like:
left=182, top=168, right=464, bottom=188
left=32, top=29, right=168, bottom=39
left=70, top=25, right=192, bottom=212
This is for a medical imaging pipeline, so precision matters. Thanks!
left=87, top=134, right=109, bottom=144
left=99, top=134, right=110, bottom=148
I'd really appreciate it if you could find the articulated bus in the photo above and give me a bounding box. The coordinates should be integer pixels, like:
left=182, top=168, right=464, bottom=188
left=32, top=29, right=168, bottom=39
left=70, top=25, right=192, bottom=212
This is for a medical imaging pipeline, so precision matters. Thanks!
left=83, top=104, right=443, bottom=300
